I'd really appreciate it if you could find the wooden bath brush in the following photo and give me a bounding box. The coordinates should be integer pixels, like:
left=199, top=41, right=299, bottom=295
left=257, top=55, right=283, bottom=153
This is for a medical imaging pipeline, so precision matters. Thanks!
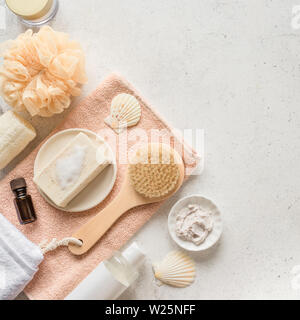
left=69, top=143, right=185, bottom=255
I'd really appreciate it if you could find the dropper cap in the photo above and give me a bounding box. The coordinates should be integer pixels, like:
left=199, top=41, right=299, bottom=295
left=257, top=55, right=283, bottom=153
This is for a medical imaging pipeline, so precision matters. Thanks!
left=10, top=178, right=27, bottom=192
left=122, top=242, right=145, bottom=268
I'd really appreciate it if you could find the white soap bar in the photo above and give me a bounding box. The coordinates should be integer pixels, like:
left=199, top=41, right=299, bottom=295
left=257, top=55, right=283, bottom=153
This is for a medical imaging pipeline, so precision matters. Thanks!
left=34, top=132, right=110, bottom=207
left=0, top=111, right=36, bottom=170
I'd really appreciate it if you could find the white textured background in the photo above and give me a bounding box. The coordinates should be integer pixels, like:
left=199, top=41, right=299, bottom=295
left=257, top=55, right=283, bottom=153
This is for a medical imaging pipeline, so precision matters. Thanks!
left=1, top=0, right=300, bottom=299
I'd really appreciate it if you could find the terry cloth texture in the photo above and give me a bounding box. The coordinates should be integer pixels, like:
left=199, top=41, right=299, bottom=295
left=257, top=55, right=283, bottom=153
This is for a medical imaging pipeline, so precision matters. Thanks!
left=0, top=213, right=43, bottom=300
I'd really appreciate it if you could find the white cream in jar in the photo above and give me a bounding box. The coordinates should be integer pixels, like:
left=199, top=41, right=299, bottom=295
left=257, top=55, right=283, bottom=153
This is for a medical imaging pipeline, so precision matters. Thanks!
left=175, top=204, right=214, bottom=245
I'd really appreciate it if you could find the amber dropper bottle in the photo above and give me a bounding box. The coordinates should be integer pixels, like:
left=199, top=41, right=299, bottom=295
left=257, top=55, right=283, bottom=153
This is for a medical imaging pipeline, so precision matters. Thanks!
left=10, top=178, right=37, bottom=225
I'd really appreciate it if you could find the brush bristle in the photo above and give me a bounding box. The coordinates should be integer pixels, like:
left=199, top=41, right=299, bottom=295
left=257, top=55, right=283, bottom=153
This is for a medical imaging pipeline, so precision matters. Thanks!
left=129, top=144, right=180, bottom=198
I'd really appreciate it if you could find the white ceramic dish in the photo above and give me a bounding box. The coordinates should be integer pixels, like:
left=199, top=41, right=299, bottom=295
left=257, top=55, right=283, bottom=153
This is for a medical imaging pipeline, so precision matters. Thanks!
left=34, top=128, right=117, bottom=213
left=168, top=195, right=222, bottom=251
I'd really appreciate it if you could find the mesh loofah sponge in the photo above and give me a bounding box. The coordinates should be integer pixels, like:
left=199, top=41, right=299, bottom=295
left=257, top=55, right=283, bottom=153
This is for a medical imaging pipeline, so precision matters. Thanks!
left=129, top=144, right=180, bottom=198
left=0, top=26, right=87, bottom=117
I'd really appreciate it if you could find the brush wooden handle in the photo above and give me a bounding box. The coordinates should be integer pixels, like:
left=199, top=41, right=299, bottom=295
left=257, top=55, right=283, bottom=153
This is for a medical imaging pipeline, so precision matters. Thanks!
left=68, top=172, right=148, bottom=255
left=69, top=191, right=134, bottom=255
left=68, top=144, right=185, bottom=255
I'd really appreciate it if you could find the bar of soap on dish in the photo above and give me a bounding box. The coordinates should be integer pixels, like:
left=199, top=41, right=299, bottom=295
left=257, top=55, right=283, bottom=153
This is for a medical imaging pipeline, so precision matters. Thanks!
left=34, top=132, right=110, bottom=208
left=0, top=111, right=36, bottom=170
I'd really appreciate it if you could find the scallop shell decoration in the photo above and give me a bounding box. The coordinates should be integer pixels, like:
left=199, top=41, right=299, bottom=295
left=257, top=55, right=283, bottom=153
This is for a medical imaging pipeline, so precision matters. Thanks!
left=153, top=251, right=196, bottom=288
left=105, top=93, right=141, bottom=134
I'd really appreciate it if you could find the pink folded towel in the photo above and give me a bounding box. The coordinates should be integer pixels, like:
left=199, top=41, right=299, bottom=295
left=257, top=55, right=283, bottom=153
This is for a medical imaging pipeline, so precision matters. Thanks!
left=0, top=74, right=199, bottom=300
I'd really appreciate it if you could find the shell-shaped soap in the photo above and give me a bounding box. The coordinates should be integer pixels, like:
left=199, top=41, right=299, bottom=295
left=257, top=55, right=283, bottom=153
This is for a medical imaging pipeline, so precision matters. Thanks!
left=105, top=93, right=141, bottom=134
left=153, top=251, right=196, bottom=288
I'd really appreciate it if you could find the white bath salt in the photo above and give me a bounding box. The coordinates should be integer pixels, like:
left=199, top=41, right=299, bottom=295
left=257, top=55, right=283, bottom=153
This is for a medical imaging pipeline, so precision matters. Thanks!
left=56, top=145, right=87, bottom=189
left=175, top=204, right=214, bottom=245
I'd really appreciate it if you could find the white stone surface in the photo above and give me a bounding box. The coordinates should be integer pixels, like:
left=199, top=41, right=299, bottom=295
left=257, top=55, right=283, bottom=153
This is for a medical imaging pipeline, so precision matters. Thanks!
left=1, top=0, right=300, bottom=299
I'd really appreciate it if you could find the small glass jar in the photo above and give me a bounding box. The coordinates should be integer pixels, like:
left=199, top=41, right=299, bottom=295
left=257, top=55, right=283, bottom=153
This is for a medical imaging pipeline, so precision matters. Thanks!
left=104, top=250, right=140, bottom=287
left=6, top=0, right=59, bottom=27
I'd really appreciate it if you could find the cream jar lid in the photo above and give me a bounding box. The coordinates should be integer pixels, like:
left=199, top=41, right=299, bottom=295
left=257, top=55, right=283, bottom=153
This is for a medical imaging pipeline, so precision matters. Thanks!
left=6, top=0, right=53, bottom=20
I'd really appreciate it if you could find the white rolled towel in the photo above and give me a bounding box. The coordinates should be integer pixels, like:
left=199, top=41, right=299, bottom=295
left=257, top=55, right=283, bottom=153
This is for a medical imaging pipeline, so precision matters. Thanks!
left=0, top=214, right=43, bottom=300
